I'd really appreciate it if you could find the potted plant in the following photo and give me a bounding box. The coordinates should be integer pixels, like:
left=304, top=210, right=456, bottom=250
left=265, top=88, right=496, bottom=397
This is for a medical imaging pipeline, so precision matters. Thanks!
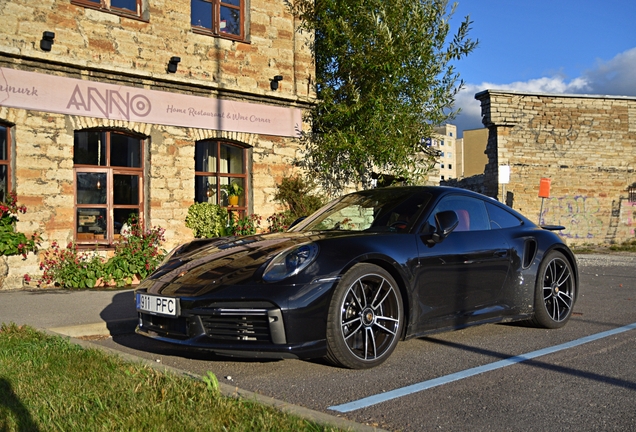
left=221, top=181, right=244, bottom=206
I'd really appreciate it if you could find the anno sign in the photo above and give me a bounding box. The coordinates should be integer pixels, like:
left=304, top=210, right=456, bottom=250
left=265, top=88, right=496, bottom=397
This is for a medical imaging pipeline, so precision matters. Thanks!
left=0, top=67, right=301, bottom=137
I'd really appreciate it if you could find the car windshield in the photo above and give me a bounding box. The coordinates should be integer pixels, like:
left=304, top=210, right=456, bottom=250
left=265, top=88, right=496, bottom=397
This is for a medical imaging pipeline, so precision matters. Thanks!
left=290, top=188, right=432, bottom=233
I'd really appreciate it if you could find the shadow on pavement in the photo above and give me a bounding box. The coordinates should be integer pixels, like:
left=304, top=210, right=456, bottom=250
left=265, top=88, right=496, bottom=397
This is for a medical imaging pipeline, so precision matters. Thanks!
left=99, top=290, right=138, bottom=335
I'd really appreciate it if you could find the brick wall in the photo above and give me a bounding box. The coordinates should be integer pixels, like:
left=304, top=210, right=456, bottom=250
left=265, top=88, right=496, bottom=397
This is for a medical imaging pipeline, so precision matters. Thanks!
left=475, top=90, right=636, bottom=245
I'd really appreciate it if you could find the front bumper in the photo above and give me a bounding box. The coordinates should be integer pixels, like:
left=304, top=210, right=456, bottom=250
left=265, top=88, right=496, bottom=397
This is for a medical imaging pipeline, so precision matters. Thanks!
left=136, top=306, right=327, bottom=359
left=134, top=281, right=335, bottom=360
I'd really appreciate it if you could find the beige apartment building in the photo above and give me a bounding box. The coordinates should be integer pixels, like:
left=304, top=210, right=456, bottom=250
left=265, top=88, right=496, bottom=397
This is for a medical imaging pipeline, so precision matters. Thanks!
left=427, top=124, right=458, bottom=183
left=461, top=128, right=489, bottom=178
left=0, top=0, right=315, bottom=285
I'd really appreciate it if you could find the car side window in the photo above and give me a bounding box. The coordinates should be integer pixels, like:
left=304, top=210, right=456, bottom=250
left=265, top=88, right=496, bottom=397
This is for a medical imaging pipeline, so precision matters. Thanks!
left=486, top=202, right=523, bottom=229
left=428, top=195, right=490, bottom=232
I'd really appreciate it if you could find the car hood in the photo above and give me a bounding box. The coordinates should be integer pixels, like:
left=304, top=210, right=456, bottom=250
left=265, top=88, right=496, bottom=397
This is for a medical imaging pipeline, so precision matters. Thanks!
left=141, top=231, right=336, bottom=297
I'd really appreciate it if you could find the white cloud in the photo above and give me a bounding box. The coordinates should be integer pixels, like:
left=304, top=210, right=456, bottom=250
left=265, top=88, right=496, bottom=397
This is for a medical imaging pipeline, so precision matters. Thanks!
left=451, top=47, right=636, bottom=137
left=581, top=47, right=636, bottom=96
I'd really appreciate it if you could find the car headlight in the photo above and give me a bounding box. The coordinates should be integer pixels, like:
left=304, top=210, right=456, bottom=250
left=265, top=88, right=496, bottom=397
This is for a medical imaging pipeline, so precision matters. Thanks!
left=262, top=243, right=319, bottom=282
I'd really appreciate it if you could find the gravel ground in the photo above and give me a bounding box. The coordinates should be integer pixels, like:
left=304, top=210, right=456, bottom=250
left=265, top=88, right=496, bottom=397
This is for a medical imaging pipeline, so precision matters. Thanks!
left=575, top=253, right=636, bottom=267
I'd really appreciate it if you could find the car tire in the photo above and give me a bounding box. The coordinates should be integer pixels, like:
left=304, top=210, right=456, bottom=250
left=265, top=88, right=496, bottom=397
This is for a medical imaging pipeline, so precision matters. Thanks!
left=326, top=263, right=403, bottom=369
left=531, top=250, right=576, bottom=329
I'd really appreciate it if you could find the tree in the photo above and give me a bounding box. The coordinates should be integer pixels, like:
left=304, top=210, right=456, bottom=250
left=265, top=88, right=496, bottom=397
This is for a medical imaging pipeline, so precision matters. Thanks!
left=288, top=0, right=477, bottom=195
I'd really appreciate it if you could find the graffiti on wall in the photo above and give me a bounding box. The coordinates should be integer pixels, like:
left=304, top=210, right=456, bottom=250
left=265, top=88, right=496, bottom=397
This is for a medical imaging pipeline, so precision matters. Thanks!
left=505, top=97, right=593, bottom=158
left=542, top=195, right=636, bottom=240
left=626, top=201, right=636, bottom=236
left=542, top=195, right=604, bottom=239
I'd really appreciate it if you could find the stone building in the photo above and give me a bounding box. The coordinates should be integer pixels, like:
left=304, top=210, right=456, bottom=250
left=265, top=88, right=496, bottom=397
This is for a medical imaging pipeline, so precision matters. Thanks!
left=0, top=0, right=315, bottom=286
left=450, top=90, right=636, bottom=245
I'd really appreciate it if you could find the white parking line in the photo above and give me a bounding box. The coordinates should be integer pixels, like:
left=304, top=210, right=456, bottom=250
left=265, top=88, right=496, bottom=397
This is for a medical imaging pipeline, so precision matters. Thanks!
left=329, top=322, right=636, bottom=413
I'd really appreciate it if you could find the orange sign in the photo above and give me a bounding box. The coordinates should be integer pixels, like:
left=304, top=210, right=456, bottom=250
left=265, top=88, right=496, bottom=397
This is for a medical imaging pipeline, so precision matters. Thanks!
left=538, top=178, right=551, bottom=198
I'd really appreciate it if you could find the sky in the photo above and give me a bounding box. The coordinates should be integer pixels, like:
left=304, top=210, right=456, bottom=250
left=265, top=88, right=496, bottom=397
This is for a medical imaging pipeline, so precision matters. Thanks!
left=448, top=0, right=636, bottom=137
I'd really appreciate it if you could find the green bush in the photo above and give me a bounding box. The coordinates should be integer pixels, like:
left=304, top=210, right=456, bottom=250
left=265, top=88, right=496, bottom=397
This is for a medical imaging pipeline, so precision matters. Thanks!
left=104, top=216, right=166, bottom=286
left=266, top=212, right=289, bottom=232
left=272, top=176, right=326, bottom=226
left=185, top=202, right=229, bottom=238
left=35, top=216, right=166, bottom=289
left=37, top=242, right=107, bottom=289
left=229, top=213, right=261, bottom=236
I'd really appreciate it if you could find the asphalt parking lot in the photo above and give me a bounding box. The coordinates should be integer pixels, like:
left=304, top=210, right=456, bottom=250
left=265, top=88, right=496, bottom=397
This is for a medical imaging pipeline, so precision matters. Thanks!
left=86, top=254, right=636, bottom=431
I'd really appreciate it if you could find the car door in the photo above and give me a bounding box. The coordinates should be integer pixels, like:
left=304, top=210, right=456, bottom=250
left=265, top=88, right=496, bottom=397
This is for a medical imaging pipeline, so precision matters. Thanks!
left=411, top=195, right=512, bottom=332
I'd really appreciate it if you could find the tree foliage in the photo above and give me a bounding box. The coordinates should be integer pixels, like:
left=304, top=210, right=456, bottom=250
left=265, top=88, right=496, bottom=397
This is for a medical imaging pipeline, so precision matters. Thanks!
left=288, top=0, right=477, bottom=194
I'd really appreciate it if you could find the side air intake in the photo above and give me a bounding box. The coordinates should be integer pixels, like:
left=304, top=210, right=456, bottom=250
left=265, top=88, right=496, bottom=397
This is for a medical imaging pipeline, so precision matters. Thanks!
left=523, top=239, right=537, bottom=269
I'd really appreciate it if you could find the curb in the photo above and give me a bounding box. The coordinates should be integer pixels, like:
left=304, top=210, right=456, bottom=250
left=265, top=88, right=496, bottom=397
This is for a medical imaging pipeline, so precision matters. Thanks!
left=48, top=318, right=138, bottom=338
left=44, top=326, right=388, bottom=432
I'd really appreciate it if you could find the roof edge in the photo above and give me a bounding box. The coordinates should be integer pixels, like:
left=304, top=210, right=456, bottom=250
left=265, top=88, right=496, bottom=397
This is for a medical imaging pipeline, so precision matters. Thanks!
left=474, top=89, right=636, bottom=102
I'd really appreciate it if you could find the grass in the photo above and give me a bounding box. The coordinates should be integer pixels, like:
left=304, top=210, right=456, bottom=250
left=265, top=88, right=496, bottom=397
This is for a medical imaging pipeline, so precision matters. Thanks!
left=0, top=324, right=346, bottom=432
left=609, top=238, right=636, bottom=252
left=571, top=238, right=636, bottom=254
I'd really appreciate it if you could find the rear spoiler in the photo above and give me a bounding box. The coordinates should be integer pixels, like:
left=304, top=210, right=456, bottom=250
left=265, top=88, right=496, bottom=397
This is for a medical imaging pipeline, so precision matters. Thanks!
left=541, top=225, right=565, bottom=231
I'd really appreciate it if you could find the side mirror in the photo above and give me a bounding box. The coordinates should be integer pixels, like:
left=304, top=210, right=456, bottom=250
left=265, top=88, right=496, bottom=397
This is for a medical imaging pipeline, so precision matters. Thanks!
left=428, top=210, right=459, bottom=244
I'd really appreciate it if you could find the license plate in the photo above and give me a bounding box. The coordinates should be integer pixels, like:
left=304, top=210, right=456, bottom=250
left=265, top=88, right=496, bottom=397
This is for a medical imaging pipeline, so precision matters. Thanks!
left=136, top=293, right=179, bottom=317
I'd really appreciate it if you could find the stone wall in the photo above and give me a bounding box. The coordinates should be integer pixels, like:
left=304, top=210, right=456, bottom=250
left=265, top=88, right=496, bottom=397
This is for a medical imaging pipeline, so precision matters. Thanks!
left=0, top=0, right=314, bottom=99
left=0, top=0, right=315, bottom=287
left=475, top=90, right=636, bottom=245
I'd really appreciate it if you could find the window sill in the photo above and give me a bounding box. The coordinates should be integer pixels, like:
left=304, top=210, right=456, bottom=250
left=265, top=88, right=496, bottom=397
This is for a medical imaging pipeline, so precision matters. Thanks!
left=191, top=27, right=248, bottom=43
left=71, top=1, right=149, bottom=23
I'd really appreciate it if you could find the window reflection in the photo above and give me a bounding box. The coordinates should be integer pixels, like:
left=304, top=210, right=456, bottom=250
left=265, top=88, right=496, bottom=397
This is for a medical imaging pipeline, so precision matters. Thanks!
left=111, top=133, right=141, bottom=167
left=0, top=166, right=7, bottom=203
left=77, top=208, right=107, bottom=240
left=111, top=0, right=137, bottom=12
left=114, top=209, right=139, bottom=236
left=0, top=125, right=7, bottom=160
left=194, top=140, right=247, bottom=208
left=195, top=176, right=218, bottom=204
left=191, top=0, right=243, bottom=39
left=220, top=6, right=241, bottom=35
left=76, top=173, right=107, bottom=205
left=220, top=143, right=243, bottom=173
left=114, top=175, right=139, bottom=205
left=74, top=131, right=106, bottom=166
left=74, top=130, right=144, bottom=244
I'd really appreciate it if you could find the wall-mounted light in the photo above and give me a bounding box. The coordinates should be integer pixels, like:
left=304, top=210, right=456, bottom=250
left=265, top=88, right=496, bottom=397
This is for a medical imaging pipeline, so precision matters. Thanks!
left=167, top=56, right=181, bottom=73
left=270, top=75, right=283, bottom=91
left=40, top=31, right=55, bottom=52
left=629, top=182, right=636, bottom=203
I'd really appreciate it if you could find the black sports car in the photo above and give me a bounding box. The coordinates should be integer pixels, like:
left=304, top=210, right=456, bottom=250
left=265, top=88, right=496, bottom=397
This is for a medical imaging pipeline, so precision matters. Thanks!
left=135, top=186, right=578, bottom=369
